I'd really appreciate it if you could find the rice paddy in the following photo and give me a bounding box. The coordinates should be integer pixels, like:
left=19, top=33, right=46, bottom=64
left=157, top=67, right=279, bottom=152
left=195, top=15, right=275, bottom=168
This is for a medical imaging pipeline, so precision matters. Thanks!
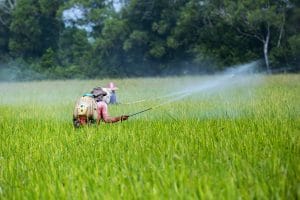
left=0, top=74, right=299, bottom=199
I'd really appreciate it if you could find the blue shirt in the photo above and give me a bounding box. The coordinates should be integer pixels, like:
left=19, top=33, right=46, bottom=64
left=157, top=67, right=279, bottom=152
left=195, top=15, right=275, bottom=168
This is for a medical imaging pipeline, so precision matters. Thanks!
left=110, top=92, right=117, bottom=104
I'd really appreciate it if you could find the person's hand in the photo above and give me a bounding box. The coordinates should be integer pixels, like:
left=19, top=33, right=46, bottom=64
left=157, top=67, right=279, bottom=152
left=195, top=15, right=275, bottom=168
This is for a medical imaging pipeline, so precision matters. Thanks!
left=121, top=115, right=129, bottom=121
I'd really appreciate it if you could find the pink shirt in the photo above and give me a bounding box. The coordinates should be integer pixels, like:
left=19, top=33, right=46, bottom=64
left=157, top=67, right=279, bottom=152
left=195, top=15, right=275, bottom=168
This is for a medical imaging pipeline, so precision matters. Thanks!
left=97, top=101, right=108, bottom=119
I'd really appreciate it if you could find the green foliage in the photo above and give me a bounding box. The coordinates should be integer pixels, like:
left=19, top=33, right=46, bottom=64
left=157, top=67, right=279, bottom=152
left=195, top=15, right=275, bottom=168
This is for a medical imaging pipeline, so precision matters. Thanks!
left=92, top=17, right=129, bottom=77
left=149, top=42, right=166, bottom=58
left=40, top=48, right=56, bottom=69
left=0, top=24, right=9, bottom=54
left=52, top=65, right=87, bottom=79
left=9, top=0, right=42, bottom=56
left=58, top=27, right=92, bottom=68
left=38, top=0, right=62, bottom=51
left=287, top=34, right=300, bottom=68
left=288, top=34, right=300, bottom=57
left=8, top=0, right=62, bottom=57
left=123, top=30, right=148, bottom=51
left=0, top=0, right=299, bottom=80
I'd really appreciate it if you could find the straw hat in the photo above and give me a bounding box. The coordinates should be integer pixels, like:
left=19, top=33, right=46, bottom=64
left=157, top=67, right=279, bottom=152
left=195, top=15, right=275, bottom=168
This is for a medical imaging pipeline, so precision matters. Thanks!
left=107, top=82, right=118, bottom=90
left=91, top=87, right=107, bottom=97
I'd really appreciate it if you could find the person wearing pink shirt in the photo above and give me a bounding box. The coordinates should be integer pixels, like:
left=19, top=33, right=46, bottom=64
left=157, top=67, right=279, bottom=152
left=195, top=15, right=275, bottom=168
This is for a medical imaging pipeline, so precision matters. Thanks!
left=73, top=87, right=128, bottom=128
left=96, top=100, right=128, bottom=123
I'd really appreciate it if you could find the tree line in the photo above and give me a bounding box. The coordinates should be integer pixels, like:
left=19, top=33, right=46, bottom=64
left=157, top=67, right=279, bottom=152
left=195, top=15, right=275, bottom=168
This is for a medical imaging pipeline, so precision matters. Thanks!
left=0, top=0, right=299, bottom=80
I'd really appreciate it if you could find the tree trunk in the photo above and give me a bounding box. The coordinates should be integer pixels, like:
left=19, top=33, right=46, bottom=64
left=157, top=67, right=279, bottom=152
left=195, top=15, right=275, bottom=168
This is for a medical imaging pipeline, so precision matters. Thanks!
left=263, top=24, right=270, bottom=73
left=0, top=0, right=16, bottom=26
left=277, top=22, right=284, bottom=48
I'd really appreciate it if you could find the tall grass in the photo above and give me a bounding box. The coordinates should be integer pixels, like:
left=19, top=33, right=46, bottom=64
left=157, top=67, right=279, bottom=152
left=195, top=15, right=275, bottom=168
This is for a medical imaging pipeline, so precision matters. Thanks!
left=0, top=75, right=299, bottom=199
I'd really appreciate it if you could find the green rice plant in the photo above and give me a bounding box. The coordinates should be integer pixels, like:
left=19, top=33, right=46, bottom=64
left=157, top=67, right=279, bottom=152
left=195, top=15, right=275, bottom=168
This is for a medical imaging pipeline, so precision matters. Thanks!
left=0, top=75, right=299, bottom=199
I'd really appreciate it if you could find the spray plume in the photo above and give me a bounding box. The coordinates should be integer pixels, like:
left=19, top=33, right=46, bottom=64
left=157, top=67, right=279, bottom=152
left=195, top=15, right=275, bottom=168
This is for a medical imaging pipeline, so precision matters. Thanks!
left=129, top=61, right=262, bottom=117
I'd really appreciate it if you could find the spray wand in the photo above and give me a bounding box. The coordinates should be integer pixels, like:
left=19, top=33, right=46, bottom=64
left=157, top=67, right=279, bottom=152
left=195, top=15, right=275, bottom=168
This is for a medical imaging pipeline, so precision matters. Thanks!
left=127, top=106, right=178, bottom=122
left=128, top=107, right=152, bottom=117
left=127, top=91, right=189, bottom=117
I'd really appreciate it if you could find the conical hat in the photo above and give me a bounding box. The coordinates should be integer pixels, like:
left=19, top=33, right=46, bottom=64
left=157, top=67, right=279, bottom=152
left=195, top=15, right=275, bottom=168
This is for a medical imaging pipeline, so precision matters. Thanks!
left=107, top=82, right=118, bottom=90
left=91, top=87, right=107, bottom=97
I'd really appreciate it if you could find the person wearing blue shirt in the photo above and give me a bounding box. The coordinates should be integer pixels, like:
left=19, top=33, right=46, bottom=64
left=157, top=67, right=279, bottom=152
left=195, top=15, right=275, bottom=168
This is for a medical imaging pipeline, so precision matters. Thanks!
left=106, top=82, right=118, bottom=104
left=110, top=90, right=117, bottom=104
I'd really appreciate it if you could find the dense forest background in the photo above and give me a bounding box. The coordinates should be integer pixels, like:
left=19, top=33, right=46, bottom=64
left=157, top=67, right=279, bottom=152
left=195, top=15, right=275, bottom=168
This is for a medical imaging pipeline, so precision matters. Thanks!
left=0, top=0, right=299, bottom=80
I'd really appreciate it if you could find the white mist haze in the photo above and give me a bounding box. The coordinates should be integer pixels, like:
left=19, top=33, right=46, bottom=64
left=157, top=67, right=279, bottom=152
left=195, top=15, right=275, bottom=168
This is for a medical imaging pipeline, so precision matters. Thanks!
left=114, top=61, right=263, bottom=120
left=143, top=61, right=263, bottom=109
left=0, top=61, right=263, bottom=122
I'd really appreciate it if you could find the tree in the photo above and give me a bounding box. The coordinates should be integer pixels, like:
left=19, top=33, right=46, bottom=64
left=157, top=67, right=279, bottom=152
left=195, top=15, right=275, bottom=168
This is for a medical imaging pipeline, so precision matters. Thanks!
left=0, top=20, right=9, bottom=55
left=121, top=0, right=190, bottom=75
left=285, top=0, right=300, bottom=69
left=0, top=0, right=17, bottom=55
left=9, top=0, right=42, bottom=57
left=40, top=48, right=55, bottom=69
left=38, top=0, right=62, bottom=52
left=222, top=0, right=290, bottom=72
left=0, top=0, right=16, bottom=26
left=92, top=17, right=129, bottom=77
left=60, top=0, right=112, bottom=38
left=9, top=0, right=62, bottom=57
left=57, top=27, right=92, bottom=67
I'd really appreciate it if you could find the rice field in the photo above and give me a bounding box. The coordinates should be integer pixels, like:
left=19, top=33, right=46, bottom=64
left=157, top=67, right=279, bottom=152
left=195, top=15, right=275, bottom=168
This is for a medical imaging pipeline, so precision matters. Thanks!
left=0, top=74, right=299, bottom=199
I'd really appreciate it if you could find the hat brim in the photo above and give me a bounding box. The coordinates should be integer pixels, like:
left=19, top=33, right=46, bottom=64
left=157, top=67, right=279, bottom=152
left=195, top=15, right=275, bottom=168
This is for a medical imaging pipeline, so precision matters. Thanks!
left=106, top=87, right=118, bottom=90
left=91, top=87, right=107, bottom=96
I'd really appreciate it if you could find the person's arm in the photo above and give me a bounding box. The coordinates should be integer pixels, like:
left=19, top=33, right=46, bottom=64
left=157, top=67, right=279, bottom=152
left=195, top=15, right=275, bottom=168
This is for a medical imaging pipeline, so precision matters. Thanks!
left=103, top=115, right=128, bottom=123
left=99, top=102, right=128, bottom=123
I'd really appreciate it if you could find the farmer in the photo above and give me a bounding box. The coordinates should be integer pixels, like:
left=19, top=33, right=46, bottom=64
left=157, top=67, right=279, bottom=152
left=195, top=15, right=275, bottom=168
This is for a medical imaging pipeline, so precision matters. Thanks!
left=105, top=82, right=118, bottom=104
left=73, top=87, right=128, bottom=128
